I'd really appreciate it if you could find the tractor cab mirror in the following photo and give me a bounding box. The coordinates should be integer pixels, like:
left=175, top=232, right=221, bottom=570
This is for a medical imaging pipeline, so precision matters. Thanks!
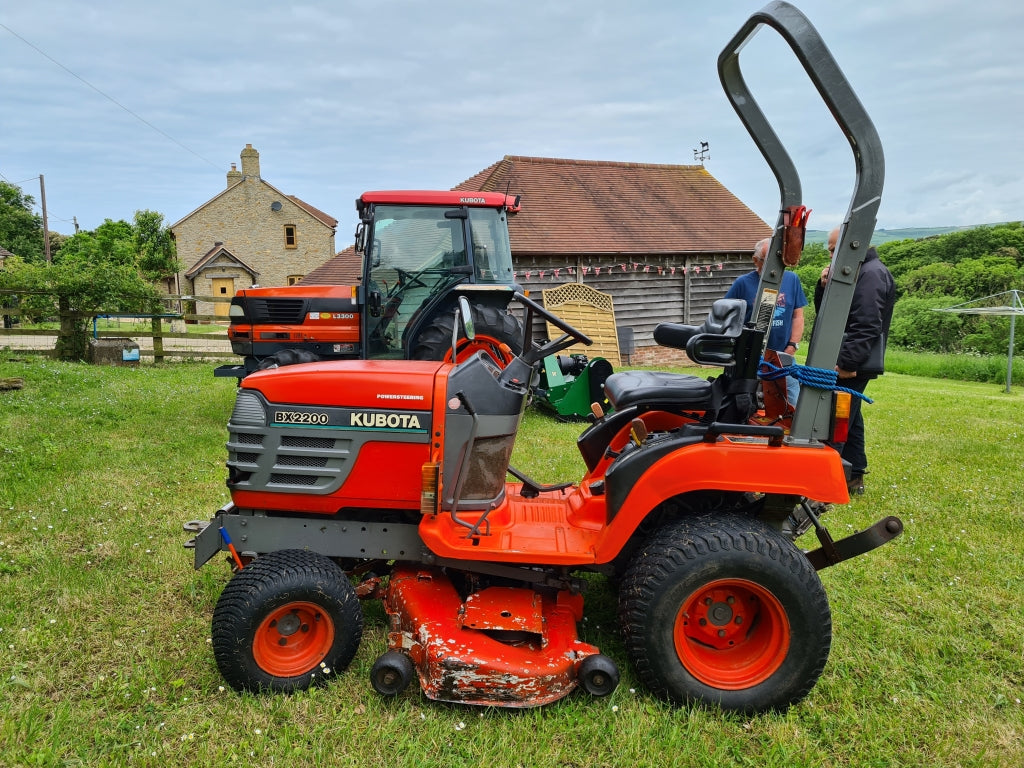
left=354, top=222, right=366, bottom=254
left=452, top=296, right=475, bottom=362
left=458, top=296, right=475, bottom=340
left=368, top=290, right=383, bottom=318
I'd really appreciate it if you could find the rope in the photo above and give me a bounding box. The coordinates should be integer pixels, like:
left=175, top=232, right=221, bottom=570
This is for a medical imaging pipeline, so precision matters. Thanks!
left=758, top=358, right=873, bottom=403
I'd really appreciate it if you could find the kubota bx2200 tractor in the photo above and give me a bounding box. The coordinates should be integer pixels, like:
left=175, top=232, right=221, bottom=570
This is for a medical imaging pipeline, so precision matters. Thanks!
left=216, top=189, right=524, bottom=377
left=185, top=2, right=902, bottom=713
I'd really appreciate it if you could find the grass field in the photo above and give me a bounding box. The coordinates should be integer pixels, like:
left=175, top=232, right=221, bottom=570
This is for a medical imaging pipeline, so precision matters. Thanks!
left=0, top=356, right=1022, bottom=767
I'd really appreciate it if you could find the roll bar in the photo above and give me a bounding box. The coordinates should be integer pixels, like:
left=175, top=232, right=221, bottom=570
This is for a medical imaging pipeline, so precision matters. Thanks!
left=717, top=0, right=885, bottom=443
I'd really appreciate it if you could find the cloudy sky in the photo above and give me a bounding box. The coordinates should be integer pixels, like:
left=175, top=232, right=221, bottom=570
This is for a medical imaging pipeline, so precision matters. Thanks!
left=3, top=0, right=1022, bottom=241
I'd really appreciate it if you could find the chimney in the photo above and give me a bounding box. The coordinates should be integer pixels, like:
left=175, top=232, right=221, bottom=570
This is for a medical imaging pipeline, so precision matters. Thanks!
left=240, top=143, right=260, bottom=179
left=226, top=162, right=242, bottom=188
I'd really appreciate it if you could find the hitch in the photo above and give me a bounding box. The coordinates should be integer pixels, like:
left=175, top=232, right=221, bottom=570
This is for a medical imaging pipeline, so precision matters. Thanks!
left=805, top=516, right=903, bottom=570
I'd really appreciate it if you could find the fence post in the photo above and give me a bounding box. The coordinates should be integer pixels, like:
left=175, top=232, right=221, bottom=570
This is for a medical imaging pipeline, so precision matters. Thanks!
left=151, top=316, right=164, bottom=363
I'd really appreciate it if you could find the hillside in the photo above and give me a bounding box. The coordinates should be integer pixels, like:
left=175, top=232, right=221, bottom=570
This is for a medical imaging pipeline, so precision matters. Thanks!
left=802, top=224, right=1009, bottom=247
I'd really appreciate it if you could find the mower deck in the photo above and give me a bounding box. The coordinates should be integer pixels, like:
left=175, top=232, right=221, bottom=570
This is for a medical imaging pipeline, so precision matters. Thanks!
left=383, top=564, right=601, bottom=706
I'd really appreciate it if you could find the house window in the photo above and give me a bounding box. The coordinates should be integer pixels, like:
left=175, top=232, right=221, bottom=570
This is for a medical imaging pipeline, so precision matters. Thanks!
left=287, top=275, right=303, bottom=285
left=284, top=225, right=297, bottom=248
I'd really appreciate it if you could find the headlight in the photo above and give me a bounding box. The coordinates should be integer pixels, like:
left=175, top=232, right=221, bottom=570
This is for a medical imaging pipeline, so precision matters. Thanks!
left=231, top=391, right=267, bottom=426
left=229, top=303, right=246, bottom=319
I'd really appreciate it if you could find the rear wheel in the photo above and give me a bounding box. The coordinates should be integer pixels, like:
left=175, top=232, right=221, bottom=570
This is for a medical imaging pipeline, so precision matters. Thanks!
left=618, top=514, right=831, bottom=713
left=410, top=303, right=523, bottom=367
left=212, top=549, right=363, bottom=693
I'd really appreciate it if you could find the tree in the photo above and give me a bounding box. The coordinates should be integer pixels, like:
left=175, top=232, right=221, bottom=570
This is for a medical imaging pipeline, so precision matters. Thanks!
left=0, top=212, right=178, bottom=360
left=133, top=210, right=179, bottom=280
left=888, top=295, right=966, bottom=353
left=0, top=180, right=45, bottom=262
left=878, top=223, right=1024, bottom=280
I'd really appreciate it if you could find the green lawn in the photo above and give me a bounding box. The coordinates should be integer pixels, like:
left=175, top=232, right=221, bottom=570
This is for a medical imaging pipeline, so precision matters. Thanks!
left=0, top=356, right=1021, bottom=767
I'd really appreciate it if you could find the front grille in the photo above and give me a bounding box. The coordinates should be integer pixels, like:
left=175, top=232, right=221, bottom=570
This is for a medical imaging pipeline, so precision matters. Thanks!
left=270, top=473, right=320, bottom=486
left=277, top=455, right=329, bottom=468
left=249, top=298, right=307, bottom=324
left=282, top=435, right=335, bottom=449
left=227, top=415, right=353, bottom=495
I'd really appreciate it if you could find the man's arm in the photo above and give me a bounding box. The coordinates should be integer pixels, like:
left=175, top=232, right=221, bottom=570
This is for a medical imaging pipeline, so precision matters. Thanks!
left=790, top=307, right=805, bottom=346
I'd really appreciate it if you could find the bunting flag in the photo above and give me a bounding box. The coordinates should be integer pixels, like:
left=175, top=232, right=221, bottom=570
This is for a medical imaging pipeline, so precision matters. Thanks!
left=513, top=262, right=726, bottom=281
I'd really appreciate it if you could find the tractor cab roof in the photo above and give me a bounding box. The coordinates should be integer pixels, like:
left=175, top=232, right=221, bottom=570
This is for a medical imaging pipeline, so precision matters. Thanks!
left=358, top=190, right=520, bottom=213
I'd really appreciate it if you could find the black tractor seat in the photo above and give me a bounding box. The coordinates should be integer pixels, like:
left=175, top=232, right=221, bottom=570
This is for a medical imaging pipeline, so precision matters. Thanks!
left=601, top=299, right=752, bottom=415
left=603, top=370, right=713, bottom=411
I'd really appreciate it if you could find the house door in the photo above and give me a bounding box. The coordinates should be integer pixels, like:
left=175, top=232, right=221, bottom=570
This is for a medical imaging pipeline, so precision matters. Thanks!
left=211, top=278, right=235, bottom=317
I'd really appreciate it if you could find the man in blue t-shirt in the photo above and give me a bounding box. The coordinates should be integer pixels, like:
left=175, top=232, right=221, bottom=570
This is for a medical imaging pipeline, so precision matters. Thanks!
left=724, top=237, right=807, bottom=405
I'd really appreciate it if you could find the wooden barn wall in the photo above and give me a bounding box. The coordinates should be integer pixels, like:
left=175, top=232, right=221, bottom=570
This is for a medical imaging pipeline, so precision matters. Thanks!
left=513, top=252, right=753, bottom=363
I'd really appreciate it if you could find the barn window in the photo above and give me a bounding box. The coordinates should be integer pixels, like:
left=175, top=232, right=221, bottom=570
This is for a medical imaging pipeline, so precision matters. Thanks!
left=284, top=225, right=297, bottom=248
left=287, top=275, right=303, bottom=285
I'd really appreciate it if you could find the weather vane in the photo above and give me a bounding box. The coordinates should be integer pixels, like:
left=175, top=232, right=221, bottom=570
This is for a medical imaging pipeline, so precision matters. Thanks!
left=693, top=141, right=710, bottom=163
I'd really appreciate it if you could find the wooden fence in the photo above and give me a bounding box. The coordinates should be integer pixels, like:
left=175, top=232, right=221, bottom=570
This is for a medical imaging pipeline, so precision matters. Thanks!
left=0, top=292, right=234, bottom=362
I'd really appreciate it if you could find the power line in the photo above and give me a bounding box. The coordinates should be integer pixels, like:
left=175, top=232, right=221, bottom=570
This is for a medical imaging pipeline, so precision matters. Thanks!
left=0, top=22, right=221, bottom=172
left=0, top=172, right=72, bottom=223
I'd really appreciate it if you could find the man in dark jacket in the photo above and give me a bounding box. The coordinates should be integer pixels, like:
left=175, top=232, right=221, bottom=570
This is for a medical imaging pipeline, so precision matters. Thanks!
left=814, top=228, right=895, bottom=494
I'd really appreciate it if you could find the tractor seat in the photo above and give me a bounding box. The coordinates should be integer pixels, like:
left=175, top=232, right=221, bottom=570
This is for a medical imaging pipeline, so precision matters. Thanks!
left=603, top=370, right=713, bottom=411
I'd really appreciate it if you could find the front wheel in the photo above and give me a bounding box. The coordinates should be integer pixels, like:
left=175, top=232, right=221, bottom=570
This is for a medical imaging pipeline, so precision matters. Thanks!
left=618, top=514, right=831, bottom=713
left=212, top=549, right=363, bottom=693
left=410, top=303, right=523, bottom=367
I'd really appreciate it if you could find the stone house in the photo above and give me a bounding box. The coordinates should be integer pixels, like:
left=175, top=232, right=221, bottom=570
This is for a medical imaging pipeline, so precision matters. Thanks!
left=302, top=155, right=770, bottom=361
left=170, top=144, right=338, bottom=317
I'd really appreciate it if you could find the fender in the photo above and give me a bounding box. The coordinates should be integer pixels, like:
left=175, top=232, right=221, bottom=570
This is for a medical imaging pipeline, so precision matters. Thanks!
left=592, top=437, right=849, bottom=563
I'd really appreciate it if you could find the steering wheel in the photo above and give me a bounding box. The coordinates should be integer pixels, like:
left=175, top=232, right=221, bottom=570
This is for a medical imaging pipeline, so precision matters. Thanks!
left=395, top=267, right=428, bottom=290
left=512, top=292, right=592, bottom=364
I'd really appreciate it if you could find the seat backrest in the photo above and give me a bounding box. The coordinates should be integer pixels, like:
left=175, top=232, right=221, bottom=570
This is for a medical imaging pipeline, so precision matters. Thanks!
left=703, top=298, right=746, bottom=336
left=653, top=298, right=747, bottom=352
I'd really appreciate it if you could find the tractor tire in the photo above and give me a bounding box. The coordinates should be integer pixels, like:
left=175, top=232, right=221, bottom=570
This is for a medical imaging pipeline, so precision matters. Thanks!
left=410, top=303, right=523, bottom=367
left=618, top=514, right=831, bottom=713
left=212, top=549, right=363, bottom=693
left=254, top=349, right=321, bottom=371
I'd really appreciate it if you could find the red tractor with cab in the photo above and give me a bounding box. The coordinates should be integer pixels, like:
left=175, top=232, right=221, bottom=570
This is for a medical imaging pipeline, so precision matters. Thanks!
left=185, top=1, right=902, bottom=713
left=215, top=189, right=524, bottom=377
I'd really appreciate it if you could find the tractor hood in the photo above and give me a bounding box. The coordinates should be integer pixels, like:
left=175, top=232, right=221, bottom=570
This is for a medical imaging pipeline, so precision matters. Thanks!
left=242, top=359, right=446, bottom=409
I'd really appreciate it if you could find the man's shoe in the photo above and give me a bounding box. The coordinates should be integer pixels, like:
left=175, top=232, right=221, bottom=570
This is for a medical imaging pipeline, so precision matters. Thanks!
left=848, top=474, right=865, bottom=495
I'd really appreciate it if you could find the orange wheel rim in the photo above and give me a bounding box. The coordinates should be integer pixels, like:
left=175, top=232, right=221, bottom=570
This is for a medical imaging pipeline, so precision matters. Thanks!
left=674, top=578, right=790, bottom=690
left=449, top=336, right=516, bottom=366
left=252, top=601, right=335, bottom=677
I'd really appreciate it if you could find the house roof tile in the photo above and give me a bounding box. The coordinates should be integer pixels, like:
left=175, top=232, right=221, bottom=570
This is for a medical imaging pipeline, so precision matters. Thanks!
left=456, top=155, right=770, bottom=255
left=287, top=195, right=338, bottom=228
left=300, top=246, right=361, bottom=285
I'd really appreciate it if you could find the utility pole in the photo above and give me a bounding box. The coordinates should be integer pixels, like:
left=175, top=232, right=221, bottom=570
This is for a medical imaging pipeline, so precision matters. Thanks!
left=39, top=174, right=51, bottom=263
left=73, top=216, right=79, bottom=234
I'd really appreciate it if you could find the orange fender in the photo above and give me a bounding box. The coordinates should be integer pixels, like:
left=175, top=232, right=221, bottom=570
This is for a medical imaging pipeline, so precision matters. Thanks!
left=593, top=438, right=848, bottom=563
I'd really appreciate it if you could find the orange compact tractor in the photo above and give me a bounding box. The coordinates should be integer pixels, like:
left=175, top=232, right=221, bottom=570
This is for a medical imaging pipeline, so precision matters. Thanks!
left=215, top=190, right=524, bottom=377
left=185, top=1, right=902, bottom=713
